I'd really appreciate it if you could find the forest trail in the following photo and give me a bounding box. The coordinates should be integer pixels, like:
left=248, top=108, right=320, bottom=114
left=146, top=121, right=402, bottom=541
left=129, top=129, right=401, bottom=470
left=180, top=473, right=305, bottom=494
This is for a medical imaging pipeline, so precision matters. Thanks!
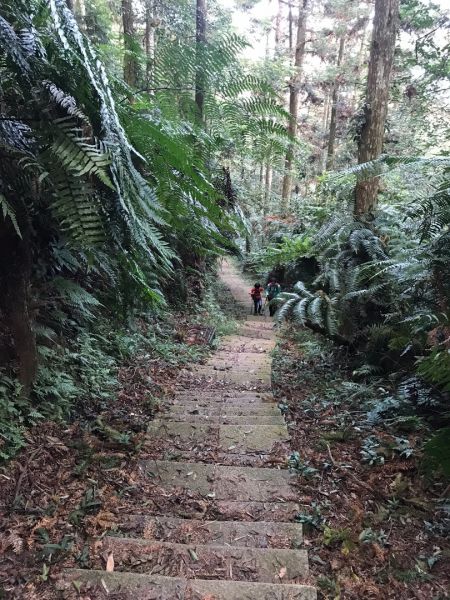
left=58, top=260, right=316, bottom=599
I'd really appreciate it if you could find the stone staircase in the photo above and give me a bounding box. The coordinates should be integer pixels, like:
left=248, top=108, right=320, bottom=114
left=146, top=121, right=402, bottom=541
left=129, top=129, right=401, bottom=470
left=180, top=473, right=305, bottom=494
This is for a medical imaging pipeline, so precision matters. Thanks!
left=57, top=261, right=316, bottom=599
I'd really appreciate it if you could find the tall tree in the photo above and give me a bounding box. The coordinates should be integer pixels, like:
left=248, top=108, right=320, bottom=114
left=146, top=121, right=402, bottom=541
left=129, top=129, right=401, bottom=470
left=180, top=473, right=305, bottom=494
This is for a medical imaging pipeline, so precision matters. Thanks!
left=274, top=0, right=283, bottom=49
left=144, top=0, right=156, bottom=91
left=195, top=0, right=207, bottom=122
left=354, top=0, right=400, bottom=216
left=325, top=34, right=345, bottom=170
left=280, top=0, right=308, bottom=214
left=122, top=0, right=137, bottom=87
left=0, top=213, right=37, bottom=397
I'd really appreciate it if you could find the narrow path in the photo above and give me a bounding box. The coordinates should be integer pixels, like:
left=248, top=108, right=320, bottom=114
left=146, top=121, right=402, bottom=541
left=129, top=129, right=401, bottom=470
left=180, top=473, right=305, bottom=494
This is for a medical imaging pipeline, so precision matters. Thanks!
left=59, top=261, right=316, bottom=599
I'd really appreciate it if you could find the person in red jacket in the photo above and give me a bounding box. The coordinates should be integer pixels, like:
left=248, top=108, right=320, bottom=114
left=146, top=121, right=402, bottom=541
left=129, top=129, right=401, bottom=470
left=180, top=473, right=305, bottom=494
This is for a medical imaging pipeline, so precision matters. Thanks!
left=250, top=283, right=263, bottom=315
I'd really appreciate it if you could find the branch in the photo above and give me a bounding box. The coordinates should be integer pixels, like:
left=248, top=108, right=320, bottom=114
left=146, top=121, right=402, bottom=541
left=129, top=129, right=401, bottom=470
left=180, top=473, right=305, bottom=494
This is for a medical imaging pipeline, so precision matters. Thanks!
left=118, top=87, right=194, bottom=104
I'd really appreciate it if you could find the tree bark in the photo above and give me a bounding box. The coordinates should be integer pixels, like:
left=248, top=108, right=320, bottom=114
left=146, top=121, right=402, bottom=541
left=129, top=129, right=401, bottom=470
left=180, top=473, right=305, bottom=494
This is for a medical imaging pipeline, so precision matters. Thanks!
left=323, top=89, right=330, bottom=130
left=264, top=162, right=273, bottom=215
left=274, top=0, right=283, bottom=50
left=0, top=216, right=37, bottom=397
left=195, top=0, right=207, bottom=122
left=122, top=0, right=137, bottom=88
left=74, top=0, right=86, bottom=30
left=354, top=0, right=399, bottom=217
left=280, top=0, right=308, bottom=215
left=144, top=0, right=155, bottom=91
left=288, top=1, right=293, bottom=55
left=326, top=35, right=345, bottom=170
left=351, top=24, right=369, bottom=111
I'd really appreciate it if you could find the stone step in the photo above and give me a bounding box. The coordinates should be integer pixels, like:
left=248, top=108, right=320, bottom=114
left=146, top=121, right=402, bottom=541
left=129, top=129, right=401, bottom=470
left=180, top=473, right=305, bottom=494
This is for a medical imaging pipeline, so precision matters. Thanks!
left=167, top=397, right=275, bottom=409
left=147, top=422, right=218, bottom=444
left=59, top=570, right=317, bottom=599
left=173, top=391, right=274, bottom=402
left=207, top=357, right=272, bottom=367
left=99, top=537, right=309, bottom=583
left=165, top=402, right=281, bottom=416
left=149, top=449, right=289, bottom=468
left=140, top=461, right=296, bottom=502
left=146, top=422, right=289, bottom=453
left=217, top=347, right=272, bottom=354
left=117, top=515, right=303, bottom=548
left=122, top=500, right=300, bottom=523
left=222, top=392, right=275, bottom=401
left=193, top=366, right=271, bottom=383
left=210, top=500, right=300, bottom=522
left=220, top=424, right=289, bottom=452
left=244, top=318, right=275, bottom=329
left=220, top=341, right=274, bottom=353
left=214, top=452, right=289, bottom=468
left=165, top=414, right=286, bottom=425
left=236, top=328, right=275, bottom=340
left=175, top=381, right=272, bottom=392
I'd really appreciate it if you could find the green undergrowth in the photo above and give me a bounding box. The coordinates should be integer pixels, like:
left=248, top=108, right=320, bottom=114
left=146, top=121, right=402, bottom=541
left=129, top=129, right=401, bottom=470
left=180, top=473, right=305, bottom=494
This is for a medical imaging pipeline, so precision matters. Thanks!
left=0, top=275, right=233, bottom=463
left=272, top=325, right=449, bottom=599
left=273, top=327, right=449, bottom=479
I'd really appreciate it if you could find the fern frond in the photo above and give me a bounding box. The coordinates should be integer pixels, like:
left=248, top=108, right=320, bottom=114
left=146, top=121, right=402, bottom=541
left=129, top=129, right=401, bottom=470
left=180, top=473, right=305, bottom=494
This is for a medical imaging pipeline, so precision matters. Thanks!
left=49, top=171, right=105, bottom=244
left=50, top=120, right=113, bottom=188
left=293, top=281, right=313, bottom=297
left=42, top=81, right=89, bottom=123
left=0, top=193, right=22, bottom=237
left=308, top=296, right=325, bottom=327
left=0, top=14, right=30, bottom=73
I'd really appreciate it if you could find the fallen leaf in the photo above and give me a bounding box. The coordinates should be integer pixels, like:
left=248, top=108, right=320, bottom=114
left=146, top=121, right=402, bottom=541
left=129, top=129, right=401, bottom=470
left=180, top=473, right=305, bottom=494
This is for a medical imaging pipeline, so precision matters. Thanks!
left=279, top=566, right=287, bottom=579
left=188, top=548, right=198, bottom=561
left=106, top=552, right=114, bottom=572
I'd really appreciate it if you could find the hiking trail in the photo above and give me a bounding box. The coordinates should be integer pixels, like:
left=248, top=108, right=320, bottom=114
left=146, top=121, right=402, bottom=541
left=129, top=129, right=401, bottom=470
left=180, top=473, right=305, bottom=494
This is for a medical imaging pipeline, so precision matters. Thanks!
left=58, top=260, right=316, bottom=599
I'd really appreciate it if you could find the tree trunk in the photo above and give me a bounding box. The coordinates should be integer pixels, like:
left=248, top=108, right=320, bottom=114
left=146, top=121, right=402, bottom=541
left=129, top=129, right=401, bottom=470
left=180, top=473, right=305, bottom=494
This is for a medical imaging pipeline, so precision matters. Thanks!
left=122, top=0, right=137, bottom=88
left=322, top=88, right=331, bottom=130
left=274, top=0, right=283, bottom=50
left=325, top=35, right=345, bottom=170
left=0, top=217, right=37, bottom=397
left=264, top=162, right=273, bottom=215
left=195, top=0, right=207, bottom=122
left=351, top=24, right=369, bottom=111
left=144, top=0, right=155, bottom=91
left=258, top=163, right=264, bottom=203
left=74, top=0, right=86, bottom=29
left=288, top=1, right=293, bottom=55
left=280, top=0, right=308, bottom=215
left=354, top=0, right=399, bottom=217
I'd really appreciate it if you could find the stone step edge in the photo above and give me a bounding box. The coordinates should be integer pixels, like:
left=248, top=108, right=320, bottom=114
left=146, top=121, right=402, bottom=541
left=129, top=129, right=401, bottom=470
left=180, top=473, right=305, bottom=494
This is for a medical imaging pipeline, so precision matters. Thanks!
left=157, top=416, right=286, bottom=424
left=114, top=515, right=303, bottom=547
left=100, top=537, right=309, bottom=581
left=60, top=570, right=317, bottom=599
left=116, top=500, right=301, bottom=522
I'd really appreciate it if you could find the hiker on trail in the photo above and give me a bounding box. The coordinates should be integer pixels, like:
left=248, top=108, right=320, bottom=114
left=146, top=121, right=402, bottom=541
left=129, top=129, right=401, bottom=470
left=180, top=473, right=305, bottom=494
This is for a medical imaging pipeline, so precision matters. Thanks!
left=266, top=279, right=281, bottom=317
left=250, top=283, right=263, bottom=315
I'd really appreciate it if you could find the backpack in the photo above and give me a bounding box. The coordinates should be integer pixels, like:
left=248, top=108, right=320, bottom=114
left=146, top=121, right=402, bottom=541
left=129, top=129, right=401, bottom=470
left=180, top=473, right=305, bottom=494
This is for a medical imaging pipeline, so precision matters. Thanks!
left=267, top=283, right=280, bottom=298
